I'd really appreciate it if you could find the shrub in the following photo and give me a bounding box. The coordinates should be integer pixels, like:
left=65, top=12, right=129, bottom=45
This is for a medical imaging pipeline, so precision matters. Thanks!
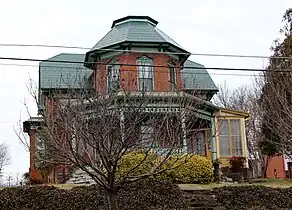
left=0, top=179, right=187, bottom=210
left=116, top=151, right=157, bottom=180
left=229, top=156, right=246, bottom=182
left=116, top=153, right=213, bottom=184
left=214, top=185, right=292, bottom=210
left=229, top=156, right=246, bottom=173
left=161, top=155, right=213, bottom=184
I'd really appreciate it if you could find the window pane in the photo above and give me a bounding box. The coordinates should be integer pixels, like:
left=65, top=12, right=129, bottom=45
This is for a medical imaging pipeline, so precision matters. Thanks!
left=107, top=65, right=120, bottom=90
left=232, top=136, right=242, bottom=156
left=139, top=78, right=153, bottom=91
left=230, top=120, right=240, bottom=135
left=138, top=65, right=153, bottom=78
left=219, top=120, right=230, bottom=156
left=219, top=136, right=230, bottom=156
left=137, top=58, right=153, bottom=79
left=137, top=64, right=143, bottom=77
left=220, top=120, right=229, bottom=135
left=230, top=119, right=242, bottom=156
left=140, top=125, right=154, bottom=148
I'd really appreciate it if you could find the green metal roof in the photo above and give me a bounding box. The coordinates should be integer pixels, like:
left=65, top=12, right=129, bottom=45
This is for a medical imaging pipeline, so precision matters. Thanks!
left=39, top=53, right=93, bottom=90
left=89, top=16, right=187, bottom=52
left=39, top=53, right=217, bottom=93
left=182, top=60, right=218, bottom=91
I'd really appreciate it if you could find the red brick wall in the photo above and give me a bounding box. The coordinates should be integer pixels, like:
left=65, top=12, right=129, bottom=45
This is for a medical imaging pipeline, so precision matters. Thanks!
left=93, top=53, right=183, bottom=94
left=94, top=60, right=109, bottom=95
left=266, top=155, right=286, bottom=178
left=29, top=129, right=36, bottom=171
left=28, top=128, right=44, bottom=183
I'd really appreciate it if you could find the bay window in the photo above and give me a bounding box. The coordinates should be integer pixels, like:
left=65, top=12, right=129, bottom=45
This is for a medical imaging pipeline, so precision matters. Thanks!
left=219, top=119, right=242, bottom=156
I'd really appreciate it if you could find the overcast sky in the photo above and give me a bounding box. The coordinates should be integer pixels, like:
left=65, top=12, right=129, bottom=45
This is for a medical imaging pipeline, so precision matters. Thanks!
left=0, top=0, right=290, bottom=176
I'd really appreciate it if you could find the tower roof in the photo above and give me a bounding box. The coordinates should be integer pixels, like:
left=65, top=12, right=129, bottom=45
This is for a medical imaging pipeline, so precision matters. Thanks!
left=85, top=16, right=190, bottom=68
left=90, top=16, right=185, bottom=51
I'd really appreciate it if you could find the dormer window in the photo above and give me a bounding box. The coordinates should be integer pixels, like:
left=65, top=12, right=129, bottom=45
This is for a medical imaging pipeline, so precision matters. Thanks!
left=137, top=56, right=154, bottom=91
left=107, top=61, right=120, bottom=91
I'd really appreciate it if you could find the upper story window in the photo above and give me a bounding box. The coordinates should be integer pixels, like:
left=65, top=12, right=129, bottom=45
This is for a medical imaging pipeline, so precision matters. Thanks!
left=137, top=56, right=154, bottom=91
left=107, top=61, right=120, bottom=91
left=219, top=119, right=242, bottom=156
left=168, top=62, right=176, bottom=91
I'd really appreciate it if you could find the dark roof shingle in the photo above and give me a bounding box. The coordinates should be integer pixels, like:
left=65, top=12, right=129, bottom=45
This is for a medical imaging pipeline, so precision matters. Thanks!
left=90, top=16, right=185, bottom=51
left=182, top=60, right=218, bottom=91
left=39, top=53, right=93, bottom=90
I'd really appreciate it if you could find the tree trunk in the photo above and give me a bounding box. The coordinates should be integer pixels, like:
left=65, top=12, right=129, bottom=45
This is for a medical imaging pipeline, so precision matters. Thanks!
left=263, top=156, right=270, bottom=178
left=108, top=189, right=118, bottom=210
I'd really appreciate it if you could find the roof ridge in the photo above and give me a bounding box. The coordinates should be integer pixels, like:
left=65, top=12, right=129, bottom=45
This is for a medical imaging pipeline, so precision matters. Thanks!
left=90, top=28, right=115, bottom=51
left=111, top=16, right=158, bottom=28
left=184, top=60, right=205, bottom=67
left=154, top=27, right=183, bottom=48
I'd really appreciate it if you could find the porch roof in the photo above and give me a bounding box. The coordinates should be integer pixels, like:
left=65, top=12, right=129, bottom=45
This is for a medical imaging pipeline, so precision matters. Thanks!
left=216, top=108, right=249, bottom=119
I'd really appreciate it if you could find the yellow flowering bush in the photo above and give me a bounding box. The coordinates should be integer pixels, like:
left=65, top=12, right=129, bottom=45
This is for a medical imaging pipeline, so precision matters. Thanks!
left=116, top=153, right=213, bottom=184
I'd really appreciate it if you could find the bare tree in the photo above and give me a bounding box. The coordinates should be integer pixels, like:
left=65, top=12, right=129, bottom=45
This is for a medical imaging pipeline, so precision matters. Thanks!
left=0, top=143, right=10, bottom=173
left=257, top=8, right=292, bottom=178
left=20, top=71, right=208, bottom=209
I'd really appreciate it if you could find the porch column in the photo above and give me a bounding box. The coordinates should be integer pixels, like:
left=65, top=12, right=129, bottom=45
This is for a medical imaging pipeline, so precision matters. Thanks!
left=181, top=109, right=187, bottom=154
left=211, top=117, right=217, bottom=161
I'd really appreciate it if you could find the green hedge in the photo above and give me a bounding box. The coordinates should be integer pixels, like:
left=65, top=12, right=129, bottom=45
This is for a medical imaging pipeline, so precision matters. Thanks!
left=164, top=155, right=213, bottom=184
left=214, top=185, right=292, bottom=210
left=117, top=152, right=213, bottom=184
left=0, top=179, right=187, bottom=210
left=116, top=151, right=157, bottom=180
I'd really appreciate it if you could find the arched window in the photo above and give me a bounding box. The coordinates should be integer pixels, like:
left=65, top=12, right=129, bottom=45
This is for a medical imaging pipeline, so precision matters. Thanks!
left=137, top=56, right=154, bottom=91
left=107, top=60, right=120, bottom=91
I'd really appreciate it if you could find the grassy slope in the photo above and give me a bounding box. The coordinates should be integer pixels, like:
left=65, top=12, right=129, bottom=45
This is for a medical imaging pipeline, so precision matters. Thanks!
left=179, top=178, right=292, bottom=190
left=50, top=179, right=292, bottom=190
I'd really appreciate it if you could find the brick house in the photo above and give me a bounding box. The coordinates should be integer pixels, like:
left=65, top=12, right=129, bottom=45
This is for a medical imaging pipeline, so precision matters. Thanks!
left=23, top=16, right=249, bottom=184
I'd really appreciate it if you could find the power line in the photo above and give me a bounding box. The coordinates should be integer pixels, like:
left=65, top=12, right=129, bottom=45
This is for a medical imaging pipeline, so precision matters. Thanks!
left=0, top=55, right=283, bottom=73
left=0, top=43, right=89, bottom=50
left=0, top=62, right=257, bottom=77
left=0, top=43, right=291, bottom=60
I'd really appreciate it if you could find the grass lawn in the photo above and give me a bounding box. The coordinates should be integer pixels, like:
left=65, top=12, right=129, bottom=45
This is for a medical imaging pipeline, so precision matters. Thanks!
left=179, top=178, right=292, bottom=190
